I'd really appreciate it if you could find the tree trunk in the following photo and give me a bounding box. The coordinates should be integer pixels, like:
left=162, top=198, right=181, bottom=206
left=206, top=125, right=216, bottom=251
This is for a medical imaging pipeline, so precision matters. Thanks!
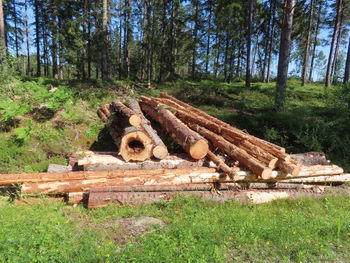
left=34, top=0, right=41, bottom=76
left=325, top=0, right=343, bottom=87
left=330, top=11, right=344, bottom=84
left=101, top=0, right=108, bottom=80
left=275, top=0, right=295, bottom=112
left=205, top=0, right=212, bottom=74
left=246, top=0, right=253, bottom=88
left=112, top=100, right=141, bottom=126
left=0, top=0, right=6, bottom=60
left=25, top=0, right=30, bottom=75
left=124, top=0, right=131, bottom=78
left=267, top=0, right=277, bottom=83
left=309, top=0, right=322, bottom=82
left=52, top=5, right=58, bottom=79
left=191, top=0, right=199, bottom=81
left=82, top=0, right=88, bottom=80
left=301, top=0, right=315, bottom=86
left=140, top=98, right=209, bottom=160
left=13, top=0, right=19, bottom=58
left=344, top=36, right=350, bottom=83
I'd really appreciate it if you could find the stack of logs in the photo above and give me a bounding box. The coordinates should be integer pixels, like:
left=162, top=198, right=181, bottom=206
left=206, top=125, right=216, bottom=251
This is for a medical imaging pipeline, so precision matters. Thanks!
left=0, top=93, right=346, bottom=208
left=97, top=93, right=301, bottom=180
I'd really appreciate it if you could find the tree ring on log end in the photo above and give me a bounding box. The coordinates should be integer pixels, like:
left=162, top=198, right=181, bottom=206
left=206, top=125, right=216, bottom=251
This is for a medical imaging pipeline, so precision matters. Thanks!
left=189, top=139, right=209, bottom=160
left=129, top=115, right=142, bottom=126
left=120, top=131, right=153, bottom=162
left=152, top=145, right=169, bottom=160
left=260, top=168, right=273, bottom=180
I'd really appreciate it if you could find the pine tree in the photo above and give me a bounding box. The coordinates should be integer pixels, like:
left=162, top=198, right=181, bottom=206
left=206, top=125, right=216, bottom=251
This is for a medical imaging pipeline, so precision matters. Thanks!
left=275, top=0, right=296, bottom=112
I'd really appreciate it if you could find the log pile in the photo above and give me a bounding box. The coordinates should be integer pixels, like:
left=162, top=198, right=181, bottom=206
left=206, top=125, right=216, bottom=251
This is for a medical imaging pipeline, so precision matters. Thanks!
left=140, top=93, right=300, bottom=179
left=0, top=93, right=347, bottom=208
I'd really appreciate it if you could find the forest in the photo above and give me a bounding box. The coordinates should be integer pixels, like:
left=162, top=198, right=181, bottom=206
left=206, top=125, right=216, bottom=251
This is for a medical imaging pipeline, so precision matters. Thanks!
left=1, top=0, right=350, bottom=262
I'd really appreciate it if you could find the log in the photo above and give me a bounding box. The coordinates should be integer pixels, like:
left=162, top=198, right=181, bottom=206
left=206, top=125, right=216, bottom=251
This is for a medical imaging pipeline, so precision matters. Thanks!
left=97, top=108, right=108, bottom=123
left=187, top=123, right=273, bottom=179
left=76, top=151, right=202, bottom=167
left=206, top=151, right=240, bottom=178
left=157, top=94, right=289, bottom=157
left=112, top=100, right=141, bottom=126
left=280, top=173, right=350, bottom=183
left=140, top=101, right=209, bottom=160
left=78, top=155, right=203, bottom=171
left=155, top=96, right=290, bottom=162
left=0, top=167, right=217, bottom=186
left=20, top=168, right=220, bottom=194
left=109, top=114, right=153, bottom=162
left=127, top=100, right=168, bottom=159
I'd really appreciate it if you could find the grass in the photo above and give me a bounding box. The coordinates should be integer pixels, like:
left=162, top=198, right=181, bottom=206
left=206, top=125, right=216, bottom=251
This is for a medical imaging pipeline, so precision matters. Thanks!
left=0, top=195, right=350, bottom=262
left=0, top=77, right=349, bottom=262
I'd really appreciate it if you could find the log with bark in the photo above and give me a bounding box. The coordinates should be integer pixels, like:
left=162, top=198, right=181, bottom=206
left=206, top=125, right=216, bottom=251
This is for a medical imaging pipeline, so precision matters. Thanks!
left=75, top=151, right=204, bottom=170
left=96, top=101, right=154, bottom=162
left=151, top=95, right=299, bottom=175
left=139, top=100, right=209, bottom=160
left=157, top=94, right=288, bottom=158
left=187, top=123, right=273, bottom=179
left=112, top=100, right=141, bottom=126
left=127, top=100, right=168, bottom=159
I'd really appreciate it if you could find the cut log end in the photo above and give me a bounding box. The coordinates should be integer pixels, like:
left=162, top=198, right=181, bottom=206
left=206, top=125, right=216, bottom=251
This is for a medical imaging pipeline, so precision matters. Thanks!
left=152, top=145, right=169, bottom=160
left=268, top=158, right=279, bottom=169
left=189, top=139, right=209, bottom=160
left=260, top=168, right=273, bottom=180
left=120, top=131, right=153, bottom=162
left=129, top=115, right=142, bottom=126
left=291, top=165, right=301, bottom=177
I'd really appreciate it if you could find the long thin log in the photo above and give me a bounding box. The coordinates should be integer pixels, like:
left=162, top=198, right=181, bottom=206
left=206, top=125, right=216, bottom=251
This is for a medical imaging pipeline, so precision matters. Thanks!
left=187, top=123, right=273, bottom=179
left=0, top=167, right=217, bottom=186
left=155, top=97, right=290, bottom=162
left=140, top=102, right=209, bottom=160
left=21, top=168, right=220, bottom=194
left=112, top=100, right=141, bottom=126
left=159, top=93, right=286, bottom=153
left=206, top=151, right=240, bottom=178
left=127, top=100, right=168, bottom=159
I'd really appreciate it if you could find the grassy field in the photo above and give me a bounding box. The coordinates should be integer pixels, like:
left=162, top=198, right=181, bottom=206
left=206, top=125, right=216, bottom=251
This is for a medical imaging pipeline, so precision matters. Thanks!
left=0, top=77, right=349, bottom=262
left=0, top=194, right=350, bottom=262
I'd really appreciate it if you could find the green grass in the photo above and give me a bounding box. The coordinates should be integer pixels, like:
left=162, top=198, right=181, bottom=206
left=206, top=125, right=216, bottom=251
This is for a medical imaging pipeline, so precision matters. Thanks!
left=0, top=77, right=350, bottom=262
left=0, top=77, right=349, bottom=172
left=0, top=195, right=350, bottom=262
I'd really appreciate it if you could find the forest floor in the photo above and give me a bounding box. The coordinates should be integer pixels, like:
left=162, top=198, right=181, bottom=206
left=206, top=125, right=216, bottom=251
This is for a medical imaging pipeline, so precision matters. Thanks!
left=0, top=77, right=349, bottom=262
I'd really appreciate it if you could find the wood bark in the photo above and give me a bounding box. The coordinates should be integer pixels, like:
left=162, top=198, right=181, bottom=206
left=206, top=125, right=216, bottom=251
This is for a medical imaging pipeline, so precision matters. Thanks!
left=19, top=168, right=218, bottom=194
left=187, top=123, right=273, bottom=179
left=127, top=100, right=168, bottom=159
left=159, top=104, right=279, bottom=169
left=309, top=0, right=322, bottom=82
left=325, top=0, right=343, bottom=87
left=246, top=0, right=253, bottom=88
left=112, top=100, right=141, bottom=126
left=24, top=0, right=30, bottom=75
left=275, top=0, right=295, bottom=111
left=101, top=0, right=108, bottom=80
left=109, top=124, right=153, bottom=162
left=0, top=0, right=5, bottom=59
left=301, top=0, right=315, bottom=86
left=344, top=36, right=350, bottom=83
left=139, top=99, right=209, bottom=160
left=34, top=0, right=41, bottom=76
left=206, top=151, right=240, bottom=178
left=157, top=94, right=287, bottom=158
